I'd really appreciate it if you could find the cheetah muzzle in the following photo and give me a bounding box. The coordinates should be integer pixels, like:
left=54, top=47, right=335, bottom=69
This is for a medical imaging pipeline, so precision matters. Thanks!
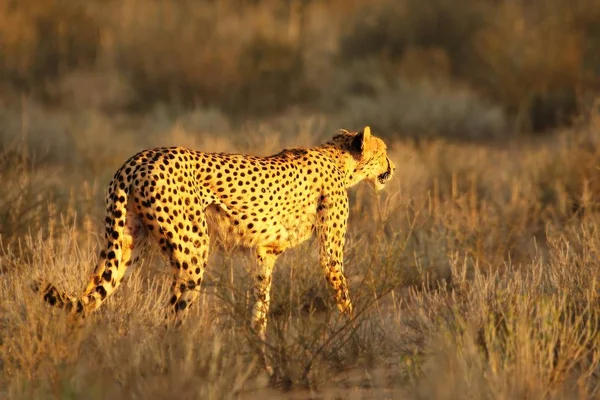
left=377, top=160, right=393, bottom=185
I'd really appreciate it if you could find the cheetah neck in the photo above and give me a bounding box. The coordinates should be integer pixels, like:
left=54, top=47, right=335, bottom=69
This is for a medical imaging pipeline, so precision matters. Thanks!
left=317, top=144, right=362, bottom=188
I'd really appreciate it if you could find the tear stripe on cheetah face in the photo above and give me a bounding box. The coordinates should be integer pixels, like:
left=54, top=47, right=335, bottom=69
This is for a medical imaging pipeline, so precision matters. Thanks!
left=36, top=125, right=394, bottom=370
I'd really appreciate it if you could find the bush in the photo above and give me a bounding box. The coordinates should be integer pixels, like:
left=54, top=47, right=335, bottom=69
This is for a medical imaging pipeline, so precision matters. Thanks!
left=338, top=0, right=600, bottom=133
left=231, top=36, right=312, bottom=117
left=467, top=1, right=583, bottom=132
left=338, top=0, right=486, bottom=75
left=0, top=0, right=100, bottom=95
left=333, top=79, right=507, bottom=141
left=3, top=0, right=600, bottom=133
left=112, top=1, right=312, bottom=116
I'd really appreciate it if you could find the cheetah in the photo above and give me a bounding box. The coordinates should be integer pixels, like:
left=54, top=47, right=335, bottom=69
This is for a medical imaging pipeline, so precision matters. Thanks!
left=37, top=126, right=394, bottom=345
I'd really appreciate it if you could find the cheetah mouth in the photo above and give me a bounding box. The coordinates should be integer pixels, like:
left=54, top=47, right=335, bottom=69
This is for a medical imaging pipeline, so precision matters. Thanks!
left=377, top=158, right=393, bottom=185
left=377, top=171, right=391, bottom=184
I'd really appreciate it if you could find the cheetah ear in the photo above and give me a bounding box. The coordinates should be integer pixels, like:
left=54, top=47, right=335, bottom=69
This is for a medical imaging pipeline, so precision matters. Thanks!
left=350, top=126, right=372, bottom=153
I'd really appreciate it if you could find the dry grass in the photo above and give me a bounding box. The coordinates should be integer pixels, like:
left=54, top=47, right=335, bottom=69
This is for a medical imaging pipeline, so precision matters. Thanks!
left=1, top=106, right=600, bottom=398
left=2, top=0, right=600, bottom=398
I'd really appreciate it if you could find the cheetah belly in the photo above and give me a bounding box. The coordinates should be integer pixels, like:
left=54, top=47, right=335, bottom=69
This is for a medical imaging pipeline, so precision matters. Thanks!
left=205, top=203, right=317, bottom=252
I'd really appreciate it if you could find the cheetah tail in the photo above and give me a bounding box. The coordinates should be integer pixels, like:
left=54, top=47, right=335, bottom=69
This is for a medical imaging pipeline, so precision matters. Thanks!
left=31, top=278, right=84, bottom=314
left=33, top=171, right=132, bottom=316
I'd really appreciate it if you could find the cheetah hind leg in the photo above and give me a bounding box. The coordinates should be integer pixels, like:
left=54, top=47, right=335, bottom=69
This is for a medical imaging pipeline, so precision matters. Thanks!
left=163, top=216, right=210, bottom=326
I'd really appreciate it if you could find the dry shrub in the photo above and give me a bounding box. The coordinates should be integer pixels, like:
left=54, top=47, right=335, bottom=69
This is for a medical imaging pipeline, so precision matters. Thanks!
left=409, top=226, right=600, bottom=399
left=524, top=130, right=600, bottom=217
left=110, top=0, right=241, bottom=111
left=0, top=144, right=45, bottom=249
left=469, top=1, right=582, bottom=131
left=0, top=141, right=90, bottom=253
left=338, top=0, right=600, bottom=133
left=0, top=0, right=319, bottom=115
left=0, top=0, right=100, bottom=95
left=332, top=79, right=507, bottom=140
left=457, top=0, right=600, bottom=131
left=0, top=247, right=255, bottom=399
left=4, top=0, right=600, bottom=133
left=107, top=0, right=313, bottom=115
left=233, top=36, right=311, bottom=117
left=338, top=0, right=485, bottom=69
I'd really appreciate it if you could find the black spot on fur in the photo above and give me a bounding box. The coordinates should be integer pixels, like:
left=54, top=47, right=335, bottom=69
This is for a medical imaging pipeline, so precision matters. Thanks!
left=95, top=285, right=107, bottom=299
left=102, top=269, right=113, bottom=282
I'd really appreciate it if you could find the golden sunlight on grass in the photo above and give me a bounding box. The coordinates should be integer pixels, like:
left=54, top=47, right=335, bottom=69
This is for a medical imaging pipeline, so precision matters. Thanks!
left=2, top=0, right=600, bottom=398
left=1, top=116, right=600, bottom=398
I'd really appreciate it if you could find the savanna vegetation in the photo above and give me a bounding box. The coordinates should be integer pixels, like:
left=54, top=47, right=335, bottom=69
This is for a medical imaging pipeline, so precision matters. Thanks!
left=2, top=0, right=600, bottom=398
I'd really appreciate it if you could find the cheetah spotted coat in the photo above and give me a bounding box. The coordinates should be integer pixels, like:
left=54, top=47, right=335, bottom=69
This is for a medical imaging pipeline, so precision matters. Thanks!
left=37, top=126, right=395, bottom=343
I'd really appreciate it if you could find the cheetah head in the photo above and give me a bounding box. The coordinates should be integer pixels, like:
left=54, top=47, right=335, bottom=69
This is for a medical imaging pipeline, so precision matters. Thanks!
left=332, top=126, right=396, bottom=190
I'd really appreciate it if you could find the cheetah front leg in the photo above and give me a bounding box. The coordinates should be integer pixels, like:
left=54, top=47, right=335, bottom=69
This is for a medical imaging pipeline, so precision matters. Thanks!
left=316, top=191, right=353, bottom=316
left=251, top=249, right=277, bottom=375
left=251, top=250, right=277, bottom=339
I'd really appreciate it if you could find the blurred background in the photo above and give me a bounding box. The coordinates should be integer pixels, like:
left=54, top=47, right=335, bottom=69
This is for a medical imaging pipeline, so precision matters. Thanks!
left=2, top=0, right=600, bottom=142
